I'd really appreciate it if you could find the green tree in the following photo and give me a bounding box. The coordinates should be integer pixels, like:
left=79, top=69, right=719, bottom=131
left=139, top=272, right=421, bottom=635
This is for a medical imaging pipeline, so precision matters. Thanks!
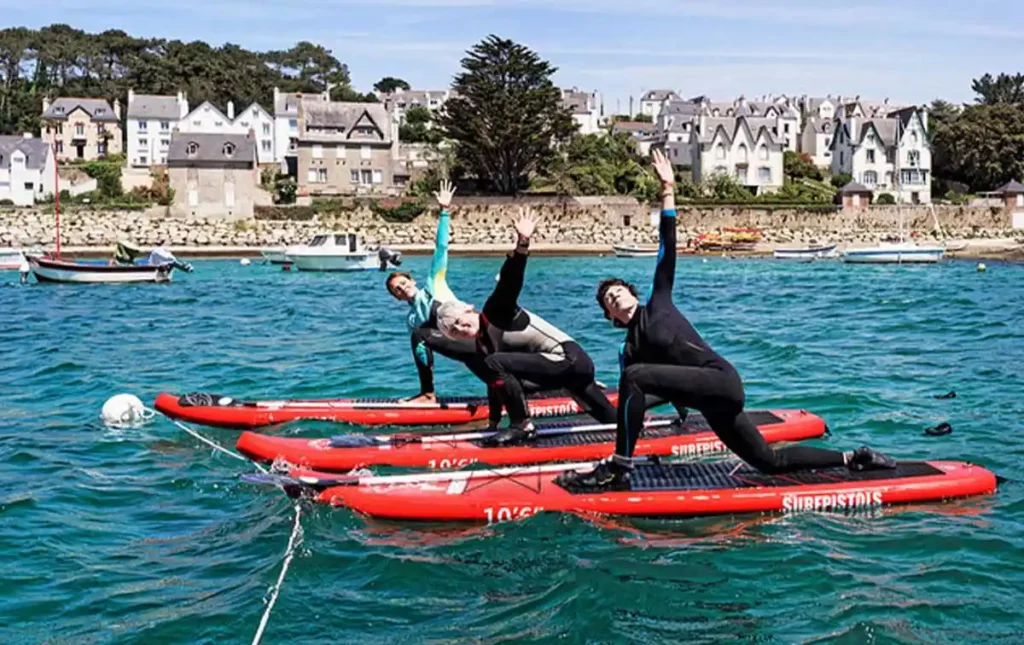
left=374, top=77, right=410, bottom=94
left=631, top=114, right=652, bottom=123
left=831, top=173, right=853, bottom=188
left=539, top=132, right=656, bottom=200
left=783, top=150, right=823, bottom=181
left=399, top=105, right=441, bottom=144
left=931, top=103, right=1024, bottom=190
left=438, top=35, right=577, bottom=195
left=875, top=193, right=895, bottom=204
left=971, top=73, right=1024, bottom=105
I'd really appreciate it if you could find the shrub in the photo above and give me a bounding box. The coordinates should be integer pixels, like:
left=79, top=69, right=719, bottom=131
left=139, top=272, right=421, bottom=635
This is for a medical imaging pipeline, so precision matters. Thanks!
left=875, top=193, right=896, bottom=205
left=369, top=199, right=426, bottom=222
left=254, top=205, right=316, bottom=220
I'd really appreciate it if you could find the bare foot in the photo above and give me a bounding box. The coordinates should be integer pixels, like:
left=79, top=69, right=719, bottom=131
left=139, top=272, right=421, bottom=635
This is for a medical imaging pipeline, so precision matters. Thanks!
left=404, top=393, right=438, bottom=404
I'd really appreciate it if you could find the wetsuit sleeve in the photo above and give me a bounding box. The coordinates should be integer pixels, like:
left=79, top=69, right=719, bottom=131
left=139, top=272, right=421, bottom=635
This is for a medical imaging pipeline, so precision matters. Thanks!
left=482, top=249, right=527, bottom=325
left=649, top=208, right=677, bottom=307
left=426, top=209, right=455, bottom=303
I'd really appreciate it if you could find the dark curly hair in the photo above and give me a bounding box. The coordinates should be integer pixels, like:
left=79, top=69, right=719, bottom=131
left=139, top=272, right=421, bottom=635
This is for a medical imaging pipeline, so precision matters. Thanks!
left=385, top=271, right=413, bottom=297
left=596, top=278, right=638, bottom=326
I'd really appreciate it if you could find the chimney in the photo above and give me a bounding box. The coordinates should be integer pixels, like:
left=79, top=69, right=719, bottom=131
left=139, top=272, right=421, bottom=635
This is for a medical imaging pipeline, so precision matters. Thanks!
left=227, top=101, right=235, bottom=120
left=42, top=97, right=51, bottom=114
left=113, top=98, right=121, bottom=120
left=128, top=88, right=135, bottom=106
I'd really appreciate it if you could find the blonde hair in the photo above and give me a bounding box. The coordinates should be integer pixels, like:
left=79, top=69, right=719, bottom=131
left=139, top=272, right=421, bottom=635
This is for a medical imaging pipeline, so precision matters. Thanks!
left=436, top=300, right=475, bottom=338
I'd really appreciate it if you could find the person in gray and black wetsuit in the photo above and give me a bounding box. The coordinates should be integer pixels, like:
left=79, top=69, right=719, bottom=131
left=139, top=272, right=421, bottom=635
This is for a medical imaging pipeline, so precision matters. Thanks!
left=436, top=211, right=616, bottom=446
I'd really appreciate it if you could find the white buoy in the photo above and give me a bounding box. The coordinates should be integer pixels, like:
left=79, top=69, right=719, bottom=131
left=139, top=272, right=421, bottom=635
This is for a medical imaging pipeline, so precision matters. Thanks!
left=977, top=263, right=986, bottom=272
left=240, top=258, right=251, bottom=266
left=702, top=258, right=708, bottom=263
left=101, top=393, right=153, bottom=428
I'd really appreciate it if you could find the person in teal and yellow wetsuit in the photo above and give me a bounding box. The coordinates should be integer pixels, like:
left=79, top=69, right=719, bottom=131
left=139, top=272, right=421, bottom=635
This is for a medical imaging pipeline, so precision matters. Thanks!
left=386, top=180, right=492, bottom=403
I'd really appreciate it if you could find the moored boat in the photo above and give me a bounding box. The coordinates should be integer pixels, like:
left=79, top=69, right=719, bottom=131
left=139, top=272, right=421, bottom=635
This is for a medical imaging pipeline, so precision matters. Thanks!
left=285, top=232, right=401, bottom=272
left=612, top=243, right=659, bottom=257
left=773, top=244, right=838, bottom=261
left=28, top=245, right=194, bottom=283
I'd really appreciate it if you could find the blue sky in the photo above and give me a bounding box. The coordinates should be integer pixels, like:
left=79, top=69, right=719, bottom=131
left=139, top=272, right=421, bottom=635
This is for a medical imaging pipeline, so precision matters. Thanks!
left=4, top=0, right=1022, bottom=111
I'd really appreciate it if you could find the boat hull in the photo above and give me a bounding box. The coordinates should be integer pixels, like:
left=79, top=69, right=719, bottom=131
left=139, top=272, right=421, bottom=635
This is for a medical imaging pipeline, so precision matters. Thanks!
left=288, top=253, right=379, bottom=272
left=28, top=256, right=175, bottom=283
left=773, top=245, right=837, bottom=260
left=612, top=244, right=658, bottom=258
left=260, top=249, right=290, bottom=264
left=0, top=249, right=26, bottom=270
left=841, top=247, right=944, bottom=264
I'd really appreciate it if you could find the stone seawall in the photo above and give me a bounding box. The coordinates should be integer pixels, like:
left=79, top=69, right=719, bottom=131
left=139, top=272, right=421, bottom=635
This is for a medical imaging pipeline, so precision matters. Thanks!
left=0, top=200, right=1019, bottom=249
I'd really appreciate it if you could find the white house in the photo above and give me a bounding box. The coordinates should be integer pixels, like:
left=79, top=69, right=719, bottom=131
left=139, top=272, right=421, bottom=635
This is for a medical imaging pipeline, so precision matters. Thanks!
left=178, top=100, right=276, bottom=164
left=274, top=87, right=330, bottom=173
left=801, top=96, right=838, bottom=123
left=561, top=88, right=603, bottom=135
left=639, top=90, right=680, bottom=121
left=703, top=97, right=800, bottom=153
left=690, top=114, right=784, bottom=194
left=126, top=89, right=189, bottom=167
left=829, top=106, right=931, bottom=204
left=800, top=117, right=835, bottom=168
left=0, top=135, right=57, bottom=206
left=381, top=88, right=453, bottom=124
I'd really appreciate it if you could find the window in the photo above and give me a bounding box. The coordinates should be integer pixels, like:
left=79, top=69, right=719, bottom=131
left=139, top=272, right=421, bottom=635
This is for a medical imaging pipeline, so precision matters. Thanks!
left=886, top=149, right=895, bottom=163
left=75, top=123, right=84, bottom=136
left=139, top=138, right=148, bottom=147
left=735, top=166, right=747, bottom=183
left=140, top=155, right=148, bottom=165
left=372, top=169, right=383, bottom=184
left=56, top=141, right=63, bottom=154
left=262, top=123, right=271, bottom=136
left=737, top=144, right=748, bottom=163
left=318, top=168, right=327, bottom=183
left=715, top=143, right=725, bottom=159
left=623, top=215, right=632, bottom=227
left=308, top=168, right=319, bottom=183
left=240, top=121, right=249, bottom=128
left=863, top=170, right=878, bottom=185
left=360, top=169, right=372, bottom=185
left=312, top=144, right=323, bottom=159
left=224, top=182, right=234, bottom=207
left=866, top=131, right=874, bottom=143
left=160, top=139, right=170, bottom=148
left=97, top=142, right=106, bottom=156
left=866, top=149, right=875, bottom=163
left=97, top=124, right=105, bottom=133
left=840, top=152, right=844, bottom=165
left=289, top=119, right=298, bottom=129
left=824, top=137, right=831, bottom=148
left=187, top=180, right=198, bottom=206
left=24, top=182, right=33, bottom=190
left=186, top=142, right=199, bottom=157
left=784, top=123, right=790, bottom=133
left=908, top=150, right=920, bottom=167
left=222, top=143, right=235, bottom=157
left=911, top=131, right=919, bottom=144
left=361, top=145, right=371, bottom=160
left=261, top=140, right=272, bottom=152
left=350, top=170, right=359, bottom=183
left=714, top=165, right=728, bottom=175
left=161, top=121, right=170, bottom=131
left=214, top=121, right=223, bottom=127
left=57, top=124, right=63, bottom=135
left=139, top=121, right=147, bottom=131
left=193, top=120, right=202, bottom=126
left=288, top=138, right=298, bottom=152
left=758, top=166, right=771, bottom=182
left=759, top=145, right=768, bottom=160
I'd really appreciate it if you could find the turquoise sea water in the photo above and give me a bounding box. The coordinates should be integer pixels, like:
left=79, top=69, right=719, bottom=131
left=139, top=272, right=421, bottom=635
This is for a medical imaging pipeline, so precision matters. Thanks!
left=1, top=255, right=1022, bottom=644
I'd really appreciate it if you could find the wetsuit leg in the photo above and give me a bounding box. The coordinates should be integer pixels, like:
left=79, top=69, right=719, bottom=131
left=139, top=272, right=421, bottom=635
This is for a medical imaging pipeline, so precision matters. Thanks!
left=616, top=363, right=845, bottom=473
left=560, top=342, right=616, bottom=423
left=410, top=326, right=435, bottom=395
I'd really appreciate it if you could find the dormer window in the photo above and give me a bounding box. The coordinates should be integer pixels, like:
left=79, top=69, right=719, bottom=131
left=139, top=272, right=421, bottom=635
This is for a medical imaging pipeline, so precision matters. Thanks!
left=223, top=143, right=235, bottom=157
left=96, top=108, right=105, bottom=115
left=186, top=142, right=199, bottom=157
left=56, top=106, right=65, bottom=113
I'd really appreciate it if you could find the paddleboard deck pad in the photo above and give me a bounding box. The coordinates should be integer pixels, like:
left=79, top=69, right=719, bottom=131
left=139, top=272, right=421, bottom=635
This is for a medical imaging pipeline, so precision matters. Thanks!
left=307, top=459, right=996, bottom=523
left=236, top=409, right=825, bottom=472
left=155, top=388, right=618, bottom=429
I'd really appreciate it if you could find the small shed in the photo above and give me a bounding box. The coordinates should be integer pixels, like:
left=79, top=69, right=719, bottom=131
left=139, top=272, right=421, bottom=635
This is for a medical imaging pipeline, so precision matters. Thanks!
left=839, top=181, right=873, bottom=210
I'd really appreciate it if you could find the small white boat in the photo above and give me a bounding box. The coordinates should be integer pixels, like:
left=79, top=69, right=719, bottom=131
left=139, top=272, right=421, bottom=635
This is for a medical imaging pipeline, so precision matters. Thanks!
left=612, top=243, right=659, bottom=258
left=0, top=248, right=27, bottom=270
left=285, top=232, right=402, bottom=272
left=260, top=248, right=291, bottom=264
left=28, top=245, right=194, bottom=284
left=773, top=244, right=838, bottom=261
left=841, top=242, right=945, bottom=264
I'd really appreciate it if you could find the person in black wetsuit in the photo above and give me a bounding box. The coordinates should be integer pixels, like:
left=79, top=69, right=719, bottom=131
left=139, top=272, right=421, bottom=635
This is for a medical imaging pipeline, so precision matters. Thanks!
left=436, top=210, right=617, bottom=446
left=557, top=149, right=897, bottom=489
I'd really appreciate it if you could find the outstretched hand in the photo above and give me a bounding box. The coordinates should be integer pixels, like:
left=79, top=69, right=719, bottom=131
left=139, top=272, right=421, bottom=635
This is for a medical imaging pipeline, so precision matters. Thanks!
left=514, top=208, right=539, bottom=242
left=433, top=179, right=455, bottom=208
left=651, top=148, right=675, bottom=187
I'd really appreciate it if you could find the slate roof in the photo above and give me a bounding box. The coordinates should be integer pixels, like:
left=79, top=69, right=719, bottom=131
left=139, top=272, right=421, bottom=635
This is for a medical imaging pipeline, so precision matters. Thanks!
left=301, top=100, right=391, bottom=141
left=43, top=98, right=119, bottom=122
left=641, top=90, right=679, bottom=102
left=167, top=132, right=256, bottom=165
left=807, top=117, right=833, bottom=134
left=995, top=179, right=1024, bottom=194
left=0, top=136, right=50, bottom=170
left=695, top=116, right=780, bottom=149
left=840, top=181, right=872, bottom=193
left=128, top=94, right=182, bottom=120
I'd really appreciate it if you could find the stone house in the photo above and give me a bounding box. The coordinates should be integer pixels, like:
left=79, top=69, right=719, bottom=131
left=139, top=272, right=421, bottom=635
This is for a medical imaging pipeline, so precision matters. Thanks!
left=829, top=106, right=931, bottom=204
left=178, top=100, right=277, bottom=164
left=295, top=99, right=404, bottom=198
left=41, top=98, right=123, bottom=162
left=0, top=135, right=57, bottom=205
left=166, top=130, right=270, bottom=218
left=273, top=87, right=329, bottom=174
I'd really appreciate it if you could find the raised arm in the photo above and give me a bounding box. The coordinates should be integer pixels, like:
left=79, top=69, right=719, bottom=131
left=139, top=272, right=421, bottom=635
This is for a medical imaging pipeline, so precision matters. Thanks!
left=649, top=148, right=677, bottom=306
left=482, top=210, right=537, bottom=324
left=426, top=180, right=455, bottom=302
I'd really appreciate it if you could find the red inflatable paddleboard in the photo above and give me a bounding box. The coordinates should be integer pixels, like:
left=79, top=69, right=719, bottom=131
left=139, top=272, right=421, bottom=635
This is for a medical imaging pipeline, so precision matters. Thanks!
left=155, top=388, right=614, bottom=429
left=236, top=409, right=825, bottom=472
